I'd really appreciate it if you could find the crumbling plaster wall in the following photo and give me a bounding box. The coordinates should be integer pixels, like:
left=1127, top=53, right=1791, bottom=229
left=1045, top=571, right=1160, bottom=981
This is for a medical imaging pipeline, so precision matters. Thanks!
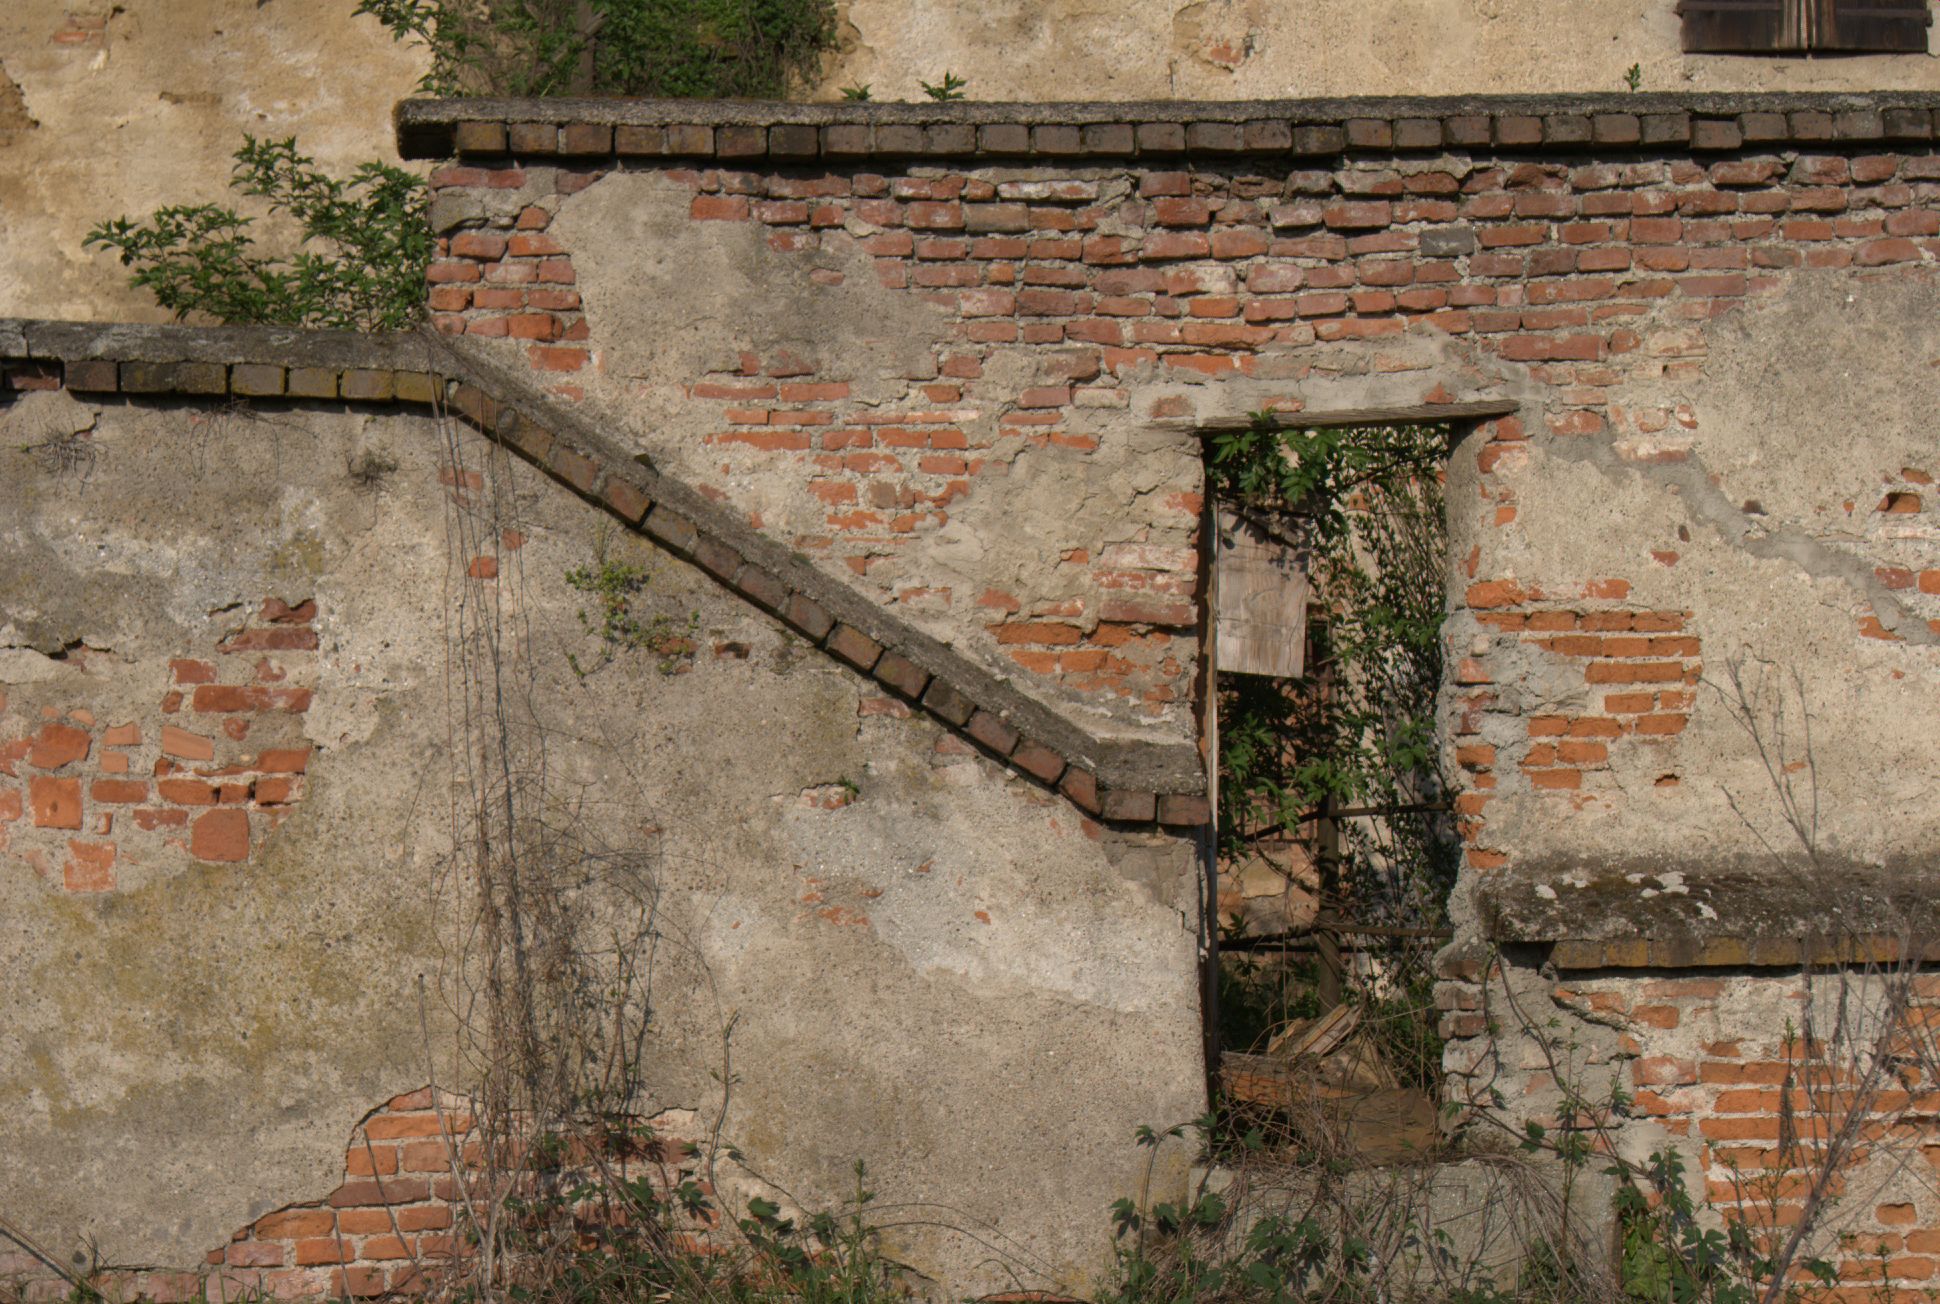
left=0, top=389, right=1206, bottom=1297
left=820, top=0, right=1940, bottom=104
left=426, top=160, right=1536, bottom=752
left=0, top=0, right=425, bottom=322
left=408, top=98, right=1940, bottom=915
left=1442, top=268, right=1940, bottom=890
left=411, top=104, right=1940, bottom=1281
left=1430, top=271, right=1940, bottom=1289
left=423, top=137, right=1940, bottom=846
left=527, top=165, right=1221, bottom=744
left=1454, top=955, right=1940, bottom=1276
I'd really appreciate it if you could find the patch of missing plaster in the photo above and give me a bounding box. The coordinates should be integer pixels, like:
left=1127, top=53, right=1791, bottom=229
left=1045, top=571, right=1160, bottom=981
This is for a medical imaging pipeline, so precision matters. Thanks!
left=796, top=781, right=859, bottom=810
left=1172, top=0, right=1263, bottom=72
left=0, top=635, right=109, bottom=663
left=0, top=61, right=37, bottom=133
left=43, top=637, right=107, bottom=662
left=1543, top=272, right=1940, bottom=647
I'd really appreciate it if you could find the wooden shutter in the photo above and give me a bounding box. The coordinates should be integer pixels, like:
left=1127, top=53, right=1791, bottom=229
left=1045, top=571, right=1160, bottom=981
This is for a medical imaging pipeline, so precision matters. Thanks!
left=1214, top=507, right=1308, bottom=680
left=1826, top=0, right=1931, bottom=49
left=1680, top=0, right=1928, bottom=50
left=1680, top=0, right=1798, bottom=50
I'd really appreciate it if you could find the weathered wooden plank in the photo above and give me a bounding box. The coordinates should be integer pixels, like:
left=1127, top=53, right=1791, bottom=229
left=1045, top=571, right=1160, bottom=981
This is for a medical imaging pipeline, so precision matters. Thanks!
left=1214, top=507, right=1307, bottom=680
left=1169, top=398, right=1519, bottom=434
left=1828, top=0, right=1931, bottom=49
left=1679, top=0, right=1795, bottom=50
left=1678, top=0, right=1926, bottom=51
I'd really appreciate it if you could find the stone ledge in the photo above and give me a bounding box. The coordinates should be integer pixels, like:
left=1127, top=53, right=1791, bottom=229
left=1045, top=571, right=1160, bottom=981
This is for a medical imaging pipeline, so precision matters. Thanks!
left=0, top=319, right=1210, bottom=827
left=1468, top=854, right=1940, bottom=967
left=395, top=92, right=1940, bottom=163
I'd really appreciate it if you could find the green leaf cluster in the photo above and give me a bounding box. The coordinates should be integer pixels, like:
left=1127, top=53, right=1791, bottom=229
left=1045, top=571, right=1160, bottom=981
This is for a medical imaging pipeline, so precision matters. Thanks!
left=920, top=71, right=967, bottom=101
left=564, top=539, right=699, bottom=678
left=85, top=135, right=430, bottom=331
left=358, top=0, right=839, bottom=100
left=489, top=1124, right=902, bottom=1304
left=1106, top=1110, right=1826, bottom=1304
left=1607, top=1146, right=1833, bottom=1304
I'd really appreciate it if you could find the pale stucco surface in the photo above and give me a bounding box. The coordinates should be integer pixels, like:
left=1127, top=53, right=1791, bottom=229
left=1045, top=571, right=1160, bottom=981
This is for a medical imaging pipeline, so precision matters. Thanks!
left=0, top=1, right=426, bottom=324
left=0, top=393, right=1206, bottom=1297
left=820, top=0, right=1940, bottom=103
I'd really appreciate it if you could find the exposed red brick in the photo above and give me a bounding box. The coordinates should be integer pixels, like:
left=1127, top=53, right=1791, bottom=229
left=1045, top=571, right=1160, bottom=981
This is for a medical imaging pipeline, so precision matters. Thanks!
left=262, top=598, right=318, bottom=625
left=30, top=776, right=82, bottom=829
left=28, top=722, right=91, bottom=770
left=190, top=808, right=251, bottom=863
left=63, top=840, right=116, bottom=892
left=91, top=779, right=149, bottom=804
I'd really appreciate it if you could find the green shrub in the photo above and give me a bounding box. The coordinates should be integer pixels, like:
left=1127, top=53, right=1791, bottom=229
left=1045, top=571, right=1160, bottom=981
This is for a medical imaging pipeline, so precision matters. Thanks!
left=85, top=135, right=429, bottom=331
left=358, top=0, right=840, bottom=99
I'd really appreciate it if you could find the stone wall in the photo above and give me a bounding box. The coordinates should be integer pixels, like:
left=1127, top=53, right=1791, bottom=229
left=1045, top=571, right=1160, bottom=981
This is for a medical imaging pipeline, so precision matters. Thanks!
left=0, top=326, right=1208, bottom=1300
left=10, top=82, right=1940, bottom=1299
left=398, top=90, right=1940, bottom=1290
left=9, top=2, right=1940, bottom=326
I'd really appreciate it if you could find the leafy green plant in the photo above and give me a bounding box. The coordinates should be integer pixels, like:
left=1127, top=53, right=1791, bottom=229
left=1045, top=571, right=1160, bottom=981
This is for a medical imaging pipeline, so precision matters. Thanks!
left=840, top=83, right=872, bottom=101
left=564, top=535, right=698, bottom=678
left=466, top=1112, right=904, bottom=1304
left=1611, top=1149, right=1769, bottom=1304
left=358, top=0, right=840, bottom=99
left=920, top=71, right=967, bottom=101
left=86, top=135, right=430, bottom=331
left=1103, top=1098, right=1830, bottom=1304
left=737, top=1162, right=903, bottom=1304
left=1625, top=63, right=1644, bottom=92
left=1103, top=1115, right=1446, bottom=1304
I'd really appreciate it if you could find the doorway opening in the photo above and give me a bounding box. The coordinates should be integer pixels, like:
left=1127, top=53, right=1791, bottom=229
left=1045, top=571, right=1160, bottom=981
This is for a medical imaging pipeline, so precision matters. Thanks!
left=1199, top=412, right=1465, bottom=1150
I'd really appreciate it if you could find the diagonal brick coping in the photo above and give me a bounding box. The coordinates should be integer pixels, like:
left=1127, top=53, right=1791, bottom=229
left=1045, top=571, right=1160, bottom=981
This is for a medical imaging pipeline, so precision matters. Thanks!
left=394, top=91, right=1940, bottom=165
left=0, top=319, right=1210, bottom=827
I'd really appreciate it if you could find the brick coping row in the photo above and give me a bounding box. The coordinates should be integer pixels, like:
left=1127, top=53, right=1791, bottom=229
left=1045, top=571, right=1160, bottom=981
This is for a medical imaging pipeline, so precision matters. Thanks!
left=0, top=320, right=1210, bottom=826
left=1438, top=933, right=1940, bottom=977
left=394, top=91, right=1940, bottom=164
left=1446, top=854, right=1940, bottom=959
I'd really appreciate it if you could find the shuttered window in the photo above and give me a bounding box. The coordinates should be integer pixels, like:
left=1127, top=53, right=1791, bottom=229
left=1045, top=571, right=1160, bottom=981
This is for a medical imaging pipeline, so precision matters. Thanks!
left=1680, top=0, right=1931, bottom=52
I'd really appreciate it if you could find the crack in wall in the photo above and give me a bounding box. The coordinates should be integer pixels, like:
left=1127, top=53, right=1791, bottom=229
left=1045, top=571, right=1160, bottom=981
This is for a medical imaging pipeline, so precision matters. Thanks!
left=1546, top=432, right=1938, bottom=648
